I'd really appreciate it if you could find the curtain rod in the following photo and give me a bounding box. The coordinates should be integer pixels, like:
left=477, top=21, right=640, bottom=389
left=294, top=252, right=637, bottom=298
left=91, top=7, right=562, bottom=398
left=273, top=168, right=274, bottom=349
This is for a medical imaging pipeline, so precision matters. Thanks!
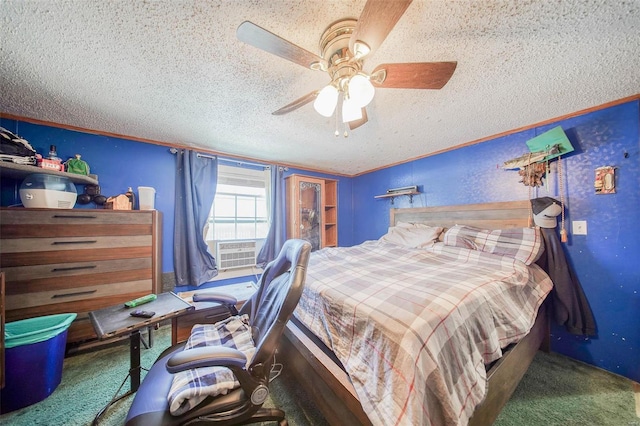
left=168, top=148, right=269, bottom=169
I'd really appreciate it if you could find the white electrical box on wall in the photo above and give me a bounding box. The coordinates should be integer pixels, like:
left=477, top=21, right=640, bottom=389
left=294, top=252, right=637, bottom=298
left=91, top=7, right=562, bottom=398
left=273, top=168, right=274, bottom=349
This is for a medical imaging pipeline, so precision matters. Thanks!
left=572, top=220, right=588, bottom=235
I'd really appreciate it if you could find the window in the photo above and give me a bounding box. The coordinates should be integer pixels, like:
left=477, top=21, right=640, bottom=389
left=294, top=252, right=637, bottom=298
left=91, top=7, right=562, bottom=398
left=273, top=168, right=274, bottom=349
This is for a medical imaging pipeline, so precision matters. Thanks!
left=204, top=164, right=270, bottom=243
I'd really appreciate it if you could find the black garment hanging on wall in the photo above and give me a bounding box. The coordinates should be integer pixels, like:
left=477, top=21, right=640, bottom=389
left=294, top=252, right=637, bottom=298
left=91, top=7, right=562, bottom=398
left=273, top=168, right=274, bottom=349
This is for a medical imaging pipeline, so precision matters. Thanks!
left=538, top=228, right=597, bottom=336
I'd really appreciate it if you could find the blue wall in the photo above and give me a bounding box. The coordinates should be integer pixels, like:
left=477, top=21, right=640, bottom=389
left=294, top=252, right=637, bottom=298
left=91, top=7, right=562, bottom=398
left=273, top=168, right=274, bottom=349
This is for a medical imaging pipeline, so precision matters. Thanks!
left=0, top=119, right=354, bottom=277
left=2, top=99, right=638, bottom=382
left=353, top=100, right=640, bottom=383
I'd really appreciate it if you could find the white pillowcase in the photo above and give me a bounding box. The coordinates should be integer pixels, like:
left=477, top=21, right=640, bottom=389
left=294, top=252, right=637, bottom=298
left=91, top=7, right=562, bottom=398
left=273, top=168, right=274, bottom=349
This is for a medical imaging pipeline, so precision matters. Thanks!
left=380, top=225, right=444, bottom=248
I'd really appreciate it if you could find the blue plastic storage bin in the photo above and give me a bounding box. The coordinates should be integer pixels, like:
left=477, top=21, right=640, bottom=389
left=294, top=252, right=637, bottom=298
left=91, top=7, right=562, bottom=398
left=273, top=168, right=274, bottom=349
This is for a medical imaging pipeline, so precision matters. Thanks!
left=1, top=313, right=76, bottom=414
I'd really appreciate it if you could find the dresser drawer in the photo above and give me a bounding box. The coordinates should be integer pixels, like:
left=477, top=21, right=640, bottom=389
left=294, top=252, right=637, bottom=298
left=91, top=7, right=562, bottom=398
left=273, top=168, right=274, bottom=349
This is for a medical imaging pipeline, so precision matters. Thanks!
left=0, top=210, right=153, bottom=239
left=0, top=209, right=152, bottom=225
left=7, top=279, right=152, bottom=310
left=0, top=235, right=152, bottom=253
left=5, top=268, right=150, bottom=294
left=1, top=258, right=152, bottom=281
left=0, top=247, right=152, bottom=268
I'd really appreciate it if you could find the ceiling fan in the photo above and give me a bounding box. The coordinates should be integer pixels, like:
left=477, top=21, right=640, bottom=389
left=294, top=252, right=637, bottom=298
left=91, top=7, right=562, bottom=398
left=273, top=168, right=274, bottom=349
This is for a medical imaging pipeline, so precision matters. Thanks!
left=237, top=0, right=457, bottom=135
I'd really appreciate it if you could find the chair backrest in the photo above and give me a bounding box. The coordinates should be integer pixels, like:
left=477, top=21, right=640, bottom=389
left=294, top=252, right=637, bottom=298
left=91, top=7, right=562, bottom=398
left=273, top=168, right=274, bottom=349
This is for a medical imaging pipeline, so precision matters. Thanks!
left=239, top=239, right=311, bottom=374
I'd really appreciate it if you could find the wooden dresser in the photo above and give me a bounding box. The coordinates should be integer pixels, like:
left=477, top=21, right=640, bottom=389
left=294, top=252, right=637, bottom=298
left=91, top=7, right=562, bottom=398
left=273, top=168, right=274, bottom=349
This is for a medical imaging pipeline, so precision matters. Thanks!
left=0, top=208, right=162, bottom=345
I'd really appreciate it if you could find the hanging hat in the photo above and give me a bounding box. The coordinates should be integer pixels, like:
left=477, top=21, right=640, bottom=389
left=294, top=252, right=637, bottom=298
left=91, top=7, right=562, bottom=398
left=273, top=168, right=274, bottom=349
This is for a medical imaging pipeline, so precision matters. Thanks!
left=531, top=197, right=562, bottom=228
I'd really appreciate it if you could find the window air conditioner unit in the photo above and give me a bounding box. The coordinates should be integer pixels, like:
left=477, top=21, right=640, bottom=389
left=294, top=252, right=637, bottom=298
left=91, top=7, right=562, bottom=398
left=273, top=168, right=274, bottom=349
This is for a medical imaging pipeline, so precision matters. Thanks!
left=216, top=240, right=258, bottom=270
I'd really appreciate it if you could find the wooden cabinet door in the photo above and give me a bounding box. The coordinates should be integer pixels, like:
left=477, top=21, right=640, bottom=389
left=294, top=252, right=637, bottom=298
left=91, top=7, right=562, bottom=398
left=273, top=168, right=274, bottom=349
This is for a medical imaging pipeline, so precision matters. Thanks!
left=286, top=175, right=324, bottom=251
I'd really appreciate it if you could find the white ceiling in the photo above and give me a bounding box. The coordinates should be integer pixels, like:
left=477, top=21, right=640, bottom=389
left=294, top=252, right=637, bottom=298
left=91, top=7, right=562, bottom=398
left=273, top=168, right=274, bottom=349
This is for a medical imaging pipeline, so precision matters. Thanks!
left=1, top=1, right=638, bottom=176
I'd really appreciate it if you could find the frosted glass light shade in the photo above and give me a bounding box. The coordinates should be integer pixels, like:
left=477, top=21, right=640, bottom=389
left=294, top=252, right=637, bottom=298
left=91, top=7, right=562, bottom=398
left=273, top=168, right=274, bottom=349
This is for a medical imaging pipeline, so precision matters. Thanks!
left=342, top=97, right=362, bottom=123
left=313, top=85, right=339, bottom=117
left=348, top=74, right=375, bottom=108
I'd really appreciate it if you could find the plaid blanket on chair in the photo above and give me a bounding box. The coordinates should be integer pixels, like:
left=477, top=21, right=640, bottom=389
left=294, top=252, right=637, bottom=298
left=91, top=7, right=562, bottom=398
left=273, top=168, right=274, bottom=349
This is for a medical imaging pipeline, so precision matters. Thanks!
left=167, top=314, right=256, bottom=416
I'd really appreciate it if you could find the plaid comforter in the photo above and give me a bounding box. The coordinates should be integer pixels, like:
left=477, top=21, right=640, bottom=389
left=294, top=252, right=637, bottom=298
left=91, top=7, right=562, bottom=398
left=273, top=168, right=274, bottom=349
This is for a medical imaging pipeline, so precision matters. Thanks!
left=294, top=240, right=553, bottom=426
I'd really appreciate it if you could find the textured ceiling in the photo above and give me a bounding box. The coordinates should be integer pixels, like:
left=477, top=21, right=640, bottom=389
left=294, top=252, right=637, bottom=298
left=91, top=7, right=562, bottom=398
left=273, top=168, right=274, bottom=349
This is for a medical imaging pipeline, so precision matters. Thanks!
left=1, top=1, right=639, bottom=176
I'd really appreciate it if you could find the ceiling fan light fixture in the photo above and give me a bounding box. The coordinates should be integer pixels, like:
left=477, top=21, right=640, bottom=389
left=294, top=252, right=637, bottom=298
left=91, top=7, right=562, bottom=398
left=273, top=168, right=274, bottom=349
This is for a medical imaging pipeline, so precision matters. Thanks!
left=348, top=73, right=375, bottom=108
left=342, top=97, right=362, bottom=123
left=314, top=84, right=339, bottom=117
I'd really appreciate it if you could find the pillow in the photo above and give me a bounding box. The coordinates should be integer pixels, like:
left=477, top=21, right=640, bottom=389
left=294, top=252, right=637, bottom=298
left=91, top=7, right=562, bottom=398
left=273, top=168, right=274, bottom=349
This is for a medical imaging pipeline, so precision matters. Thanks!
left=380, top=225, right=444, bottom=248
left=443, top=225, right=544, bottom=265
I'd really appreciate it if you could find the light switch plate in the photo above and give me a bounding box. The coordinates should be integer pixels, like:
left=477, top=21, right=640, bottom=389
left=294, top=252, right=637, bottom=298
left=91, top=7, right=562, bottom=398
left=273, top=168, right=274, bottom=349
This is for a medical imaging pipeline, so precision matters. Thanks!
left=572, top=220, right=587, bottom=235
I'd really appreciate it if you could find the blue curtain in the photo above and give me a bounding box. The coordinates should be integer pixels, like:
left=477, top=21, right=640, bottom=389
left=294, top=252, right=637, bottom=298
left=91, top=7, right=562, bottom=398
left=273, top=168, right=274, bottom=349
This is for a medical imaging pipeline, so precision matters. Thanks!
left=173, top=150, right=218, bottom=286
left=256, top=165, right=286, bottom=267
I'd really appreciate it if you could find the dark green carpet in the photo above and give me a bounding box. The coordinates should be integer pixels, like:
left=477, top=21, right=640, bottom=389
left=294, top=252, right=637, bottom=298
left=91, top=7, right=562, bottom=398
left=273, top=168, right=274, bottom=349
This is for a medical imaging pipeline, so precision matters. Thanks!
left=494, top=350, right=638, bottom=426
left=1, top=326, right=636, bottom=425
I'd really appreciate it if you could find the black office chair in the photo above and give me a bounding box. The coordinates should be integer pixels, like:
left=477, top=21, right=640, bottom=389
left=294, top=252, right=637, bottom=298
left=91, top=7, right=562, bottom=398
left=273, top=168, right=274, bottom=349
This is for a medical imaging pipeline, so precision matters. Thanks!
left=125, top=239, right=311, bottom=426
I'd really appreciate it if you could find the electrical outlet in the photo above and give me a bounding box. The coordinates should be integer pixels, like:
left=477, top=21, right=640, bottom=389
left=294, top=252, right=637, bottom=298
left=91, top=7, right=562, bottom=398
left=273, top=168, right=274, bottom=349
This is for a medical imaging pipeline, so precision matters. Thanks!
left=572, top=220, right=587, bottom=235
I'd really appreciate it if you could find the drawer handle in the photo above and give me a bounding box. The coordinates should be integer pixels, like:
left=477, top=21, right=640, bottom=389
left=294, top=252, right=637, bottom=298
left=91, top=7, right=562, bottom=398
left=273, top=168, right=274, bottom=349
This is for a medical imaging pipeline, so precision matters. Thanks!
left=52, top=214, right=98, bottom=219
left=52, top=289, right=97, bottom=298
left=51, top=265, right=97, bottom=272
left=52, top=240, right=98, bottom=245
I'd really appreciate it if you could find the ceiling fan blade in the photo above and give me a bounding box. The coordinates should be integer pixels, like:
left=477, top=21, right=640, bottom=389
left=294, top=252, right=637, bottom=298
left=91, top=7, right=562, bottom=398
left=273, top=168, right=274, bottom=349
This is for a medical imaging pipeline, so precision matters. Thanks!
left=237, top=21, right=327, bottom=70
left=348, top=108, right=368, bottom=130
left=371, top=62, right=457, bottom=89
left=272, top=90, right=319, bottom=115
left=349, top=0, right=413, bottom=58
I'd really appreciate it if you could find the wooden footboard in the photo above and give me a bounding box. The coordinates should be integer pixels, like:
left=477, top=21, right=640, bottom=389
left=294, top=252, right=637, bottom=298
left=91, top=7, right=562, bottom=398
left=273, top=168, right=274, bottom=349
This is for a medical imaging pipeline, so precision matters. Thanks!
left=280, top=303, right=548, bottom=426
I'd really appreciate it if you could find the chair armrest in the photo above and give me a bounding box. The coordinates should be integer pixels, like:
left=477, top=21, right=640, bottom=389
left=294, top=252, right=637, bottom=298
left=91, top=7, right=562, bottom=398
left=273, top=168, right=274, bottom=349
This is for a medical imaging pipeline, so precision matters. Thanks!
left=166, top=346, right=247, bottom=374
left=192, top=292, right=238, bottom=306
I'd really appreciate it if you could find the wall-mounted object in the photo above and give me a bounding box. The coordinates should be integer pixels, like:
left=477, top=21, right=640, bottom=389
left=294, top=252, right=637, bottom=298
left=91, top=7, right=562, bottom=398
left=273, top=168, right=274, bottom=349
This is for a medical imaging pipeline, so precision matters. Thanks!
left=503, top=126, right=574, bottom=170
left=594, top=166, right=616, bottom=194
left=525, top=126, right=574, bottom=161
left=374, top=185, right=419, bottom=205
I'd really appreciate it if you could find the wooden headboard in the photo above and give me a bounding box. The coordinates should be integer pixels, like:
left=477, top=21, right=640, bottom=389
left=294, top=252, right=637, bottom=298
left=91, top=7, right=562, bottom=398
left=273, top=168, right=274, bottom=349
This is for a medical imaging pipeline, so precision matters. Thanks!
left=390, top=200, right=532, bottom=230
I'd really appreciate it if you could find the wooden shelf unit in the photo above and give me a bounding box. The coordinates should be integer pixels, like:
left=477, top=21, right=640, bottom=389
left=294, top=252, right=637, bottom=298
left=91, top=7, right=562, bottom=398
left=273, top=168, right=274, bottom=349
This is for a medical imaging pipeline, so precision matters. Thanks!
left=374, top=189, right=420, bottom=205
left=285, top=175, right=338, bottom=251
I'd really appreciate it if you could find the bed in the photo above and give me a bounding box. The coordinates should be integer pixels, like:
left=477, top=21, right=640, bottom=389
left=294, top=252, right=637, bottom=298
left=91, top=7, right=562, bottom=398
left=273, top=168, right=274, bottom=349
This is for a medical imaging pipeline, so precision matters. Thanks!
left=278, top=200, right=553, bottom=426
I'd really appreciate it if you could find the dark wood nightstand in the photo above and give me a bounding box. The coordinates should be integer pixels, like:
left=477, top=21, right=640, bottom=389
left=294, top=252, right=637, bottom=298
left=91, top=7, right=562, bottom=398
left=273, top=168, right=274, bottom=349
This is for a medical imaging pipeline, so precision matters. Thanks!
left=171, top=282, right=257, bottom=345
